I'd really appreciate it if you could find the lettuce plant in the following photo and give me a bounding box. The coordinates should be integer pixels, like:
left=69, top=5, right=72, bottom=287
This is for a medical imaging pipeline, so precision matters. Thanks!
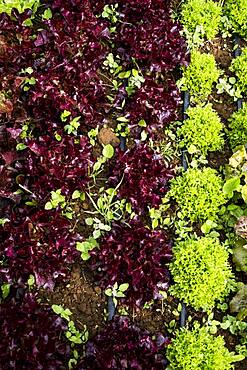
left=0, top=293, right=70, bottom=369
left=181, top=0, right=222, bottom=44
left=177, top=103, right=224, bottom=155
left=0, top=0, right=109, bottom=130
left=10, top=135, right=94, bottom=205
left=126, top=78, right=181, bottom=137
left=109, top=143, right=174, bottom=214
left=89, top=219, right=172, bottom=306
left=77, top=316, right=166, bottom=369
left=230, top=48, right=247, bottom=96
left=169, top=167, right=226, bottom=223
left=114, top=0, right=188, bottom=72
left=227, top=103, right=247, bottom=149
left=1, top=210, right=79, bottom=288
left=224, top=0, right=247, bottom=39
left=179, top=50, right=221, bottom=103
left=170, top=236, right=234, bottom=311
left=167, top=326, right=240, bottom=370
left=0, top=0, right=39, bottom=15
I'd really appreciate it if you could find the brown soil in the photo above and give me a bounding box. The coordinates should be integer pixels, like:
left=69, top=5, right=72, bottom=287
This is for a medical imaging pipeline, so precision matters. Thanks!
left=133, top=295, right=181, bottom=334
left=206, top=35, right=237, bottom=168
left=170, top=0, right=183, bottom=12
left=40, top=265, right=106, bottom=338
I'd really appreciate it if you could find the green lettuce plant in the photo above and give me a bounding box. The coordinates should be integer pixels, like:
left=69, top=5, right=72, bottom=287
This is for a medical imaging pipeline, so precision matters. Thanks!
left=178, top=50, right=221, bottom=103
left=0, top=0, right=39, bottom=15
left=181, top=0, right=222, bottom=45
left=169, top=167, right=226, bottom=223
left=177, top=103, right=224, bottom=155
left=166, top=326, right=243, bottom=370
left=224, top=0, right=247, bottom=39
left=230, top=48, right=247, bottom=95
left=227, top=103, right=247, bottom=149
left=170, top=236, right=234, bottom=311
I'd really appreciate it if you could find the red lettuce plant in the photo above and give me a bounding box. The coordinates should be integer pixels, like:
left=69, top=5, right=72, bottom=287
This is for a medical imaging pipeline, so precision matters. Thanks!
left=27, top=0, right=109, bottom=127
left=89, top=219, right=172, bottom=306
left=77, top=316, right=167, bottom=369
left=126, top=78, right=181, bottom=137
left=0, top=293, right=70, bottom=369
left=91, top=0, right=188, bottom=72
left=1, top=210, right=79, bottom=288
left=0, top=11, right=34, bottom=69
left=114, top=0, right=187, bottom=72
left=14, top=135, right=94, bottom=201
left=109, top=143, right=174, bottom=214
left=0, top=1, right=109, bottom=129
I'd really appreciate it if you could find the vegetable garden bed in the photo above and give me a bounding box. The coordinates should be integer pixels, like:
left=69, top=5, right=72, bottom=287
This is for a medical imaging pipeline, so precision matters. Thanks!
left=0, top=0, right=247, bottom=369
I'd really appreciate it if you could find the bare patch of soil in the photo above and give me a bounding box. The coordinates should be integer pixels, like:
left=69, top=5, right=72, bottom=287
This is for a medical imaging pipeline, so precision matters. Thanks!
left=40, top=265, right=106, bottom=338
left=133, top=296, right=181, bottom=334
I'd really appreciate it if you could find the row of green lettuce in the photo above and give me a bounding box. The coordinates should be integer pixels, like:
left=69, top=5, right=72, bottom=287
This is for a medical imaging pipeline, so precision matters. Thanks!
left=165, top=0, right=247, bottom=369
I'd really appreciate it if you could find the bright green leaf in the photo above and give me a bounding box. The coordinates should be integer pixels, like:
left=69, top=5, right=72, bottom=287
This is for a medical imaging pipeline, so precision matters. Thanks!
left=72, top=190, right=81, bottom=199
left=119, top=283, right=129, bottom=292
left=138, top=119, right=147, bottom=127
left=85, top=218, right=94, bottom=226
left=116, top=116, right=129, bottom=123
left=229, top=77, right=236, bottom=84
left=52, top=304, right=63, bottom=315
left=25, top=67, right=34, bottom=74
left=241, top=184, right=247, bottom=203
left=141, top=130, right=148, bottom=141
left=105, top=288, right=112, bottom=296
left=16, top=143, right=27, bottom=151
left=188, top=144, right=198, bottom=154
left=55, top=132, right=62, bottom=141
left=223, top=177, right=241, bottom=198
left=93, top=161, right=102, bottom=172
left=93, top=229, right=101, bottom=239
left=42, top=8, right=52, bottom=20
left=102, top=144, right=114, bottom=159
left=45, top=201, right=53, bottom=210
left=1, top=283, right=10, bottom=299
left=27, top=274, right=35, bottom=287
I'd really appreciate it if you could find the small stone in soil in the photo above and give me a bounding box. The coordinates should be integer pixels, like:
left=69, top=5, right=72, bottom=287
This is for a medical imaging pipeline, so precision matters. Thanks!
left=98, top=127, right=120, bottom=147
left=94, top=286, right=101, bottom=294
